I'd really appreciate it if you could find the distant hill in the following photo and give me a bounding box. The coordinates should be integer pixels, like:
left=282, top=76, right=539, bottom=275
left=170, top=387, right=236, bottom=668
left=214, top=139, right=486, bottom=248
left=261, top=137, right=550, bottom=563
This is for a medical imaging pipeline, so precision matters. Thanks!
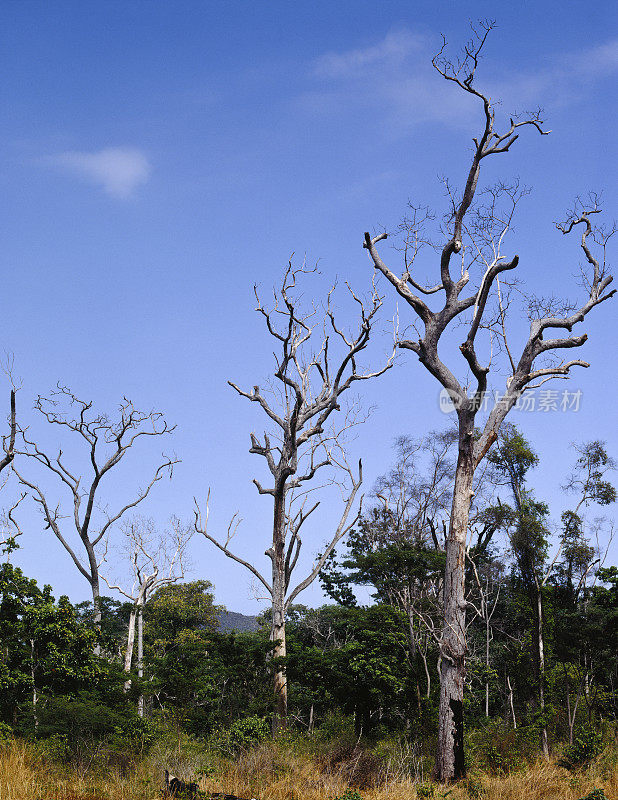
left=217, top=610, right=260, bottom=633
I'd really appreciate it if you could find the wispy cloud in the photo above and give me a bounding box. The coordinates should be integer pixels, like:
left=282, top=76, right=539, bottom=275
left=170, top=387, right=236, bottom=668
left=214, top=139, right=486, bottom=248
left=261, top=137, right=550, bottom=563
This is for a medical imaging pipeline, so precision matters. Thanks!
left=488, top=38, right=618, bottom=111
left=299, top=31, right=618, bottom=135
left=313, top=30, right=424, bottom=80
left=50, top=147, right=151, bottom=198
left=298, top=29, right=477, bottom=132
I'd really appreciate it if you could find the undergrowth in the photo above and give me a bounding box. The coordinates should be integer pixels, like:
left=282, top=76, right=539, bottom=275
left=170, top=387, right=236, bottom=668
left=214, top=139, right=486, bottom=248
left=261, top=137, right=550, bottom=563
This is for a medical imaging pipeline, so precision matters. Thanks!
left=0, top=734, right=617, bottom=800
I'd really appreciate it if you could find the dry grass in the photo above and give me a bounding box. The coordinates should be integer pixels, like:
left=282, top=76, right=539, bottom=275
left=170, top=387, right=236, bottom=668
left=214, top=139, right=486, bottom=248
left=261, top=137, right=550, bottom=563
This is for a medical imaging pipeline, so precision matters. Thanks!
left=0, top=738, right=616, bottom=800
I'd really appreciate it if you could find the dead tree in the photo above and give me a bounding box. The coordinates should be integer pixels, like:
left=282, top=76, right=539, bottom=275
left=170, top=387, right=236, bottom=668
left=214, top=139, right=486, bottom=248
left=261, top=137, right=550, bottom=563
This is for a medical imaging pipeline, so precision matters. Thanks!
left=362, top=21, right=615, bottom=781
left=195, top=262, right=393, bottom=731
left=13, top=386, right=178, bottom=651
left=0, top=390, right=18, bottom=554
left=101, top=515, right=192, bottom=715
left=0, top=389, right=16, bottom=476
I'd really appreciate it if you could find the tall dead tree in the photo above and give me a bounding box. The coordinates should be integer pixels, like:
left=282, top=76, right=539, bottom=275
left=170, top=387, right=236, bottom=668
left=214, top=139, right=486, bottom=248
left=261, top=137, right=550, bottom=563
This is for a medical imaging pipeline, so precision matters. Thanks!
left=101, top=515, right=192, bottom=715
left=13, top=386, right=177, bottom=651
left=195, top=262, right=393, bottom=731
left=362, top=22, right=615, bottom=781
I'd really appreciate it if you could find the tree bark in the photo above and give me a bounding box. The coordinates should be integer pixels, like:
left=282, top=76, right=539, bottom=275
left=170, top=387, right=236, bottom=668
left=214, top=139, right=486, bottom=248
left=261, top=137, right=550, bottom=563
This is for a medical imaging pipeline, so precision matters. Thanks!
left=536, top=581, right=549, bottom=759
left=507, top=674, right=517, bottom=728
left=90, top=576, right=102, bottom=655
left=137, top=605, right=144, bottom=717
left=124, top=606, right=137, bottom=691
left=435, top=433, right=473, bottom=782
left=30, top=639, right=38, bottom=736
left=271, top=487, right=287, bottom=733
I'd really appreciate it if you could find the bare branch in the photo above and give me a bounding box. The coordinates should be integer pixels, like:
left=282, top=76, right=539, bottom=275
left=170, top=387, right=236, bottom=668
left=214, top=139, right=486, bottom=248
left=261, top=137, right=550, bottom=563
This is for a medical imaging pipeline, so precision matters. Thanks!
left=194, top=492, right=272, bottom=597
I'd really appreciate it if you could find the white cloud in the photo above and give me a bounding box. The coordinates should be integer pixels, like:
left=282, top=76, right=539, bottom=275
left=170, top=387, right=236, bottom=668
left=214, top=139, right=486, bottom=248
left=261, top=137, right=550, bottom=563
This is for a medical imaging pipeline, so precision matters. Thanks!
left=300, top=31, right=618, bottom=136
left=488, top=38, right=618, bottom=112
left=313, top=30, right=425, bottom=79
left=299, top=29, right=478, bottom=133
left=51, top=147, right=151, bottom=198
left=574, top=38, right=618, bottom=77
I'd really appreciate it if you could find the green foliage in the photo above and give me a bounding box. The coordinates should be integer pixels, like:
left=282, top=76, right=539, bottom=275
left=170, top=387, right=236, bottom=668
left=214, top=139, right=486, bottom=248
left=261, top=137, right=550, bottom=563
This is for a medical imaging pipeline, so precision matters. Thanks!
left=333, top=792, right=363, bottom=800
left=209, top=714, right=269, bottom=756
left=0, top=564, right=101, bottom=728
left=0, top=720, right=13, bottom=745
left=567, top=440, right=617, bottom=507
left=145, top=580, right=224, bottom=728
left=467, top=723, right=537, bottom=774
left=287, top=604, right=414, bottom=734
left=488, top=427, right=539, bottom=482
left=32, top=691, right=155, bottom=758
left=563, top=727, right=604, bottom=767
left=416, top=782, right=435, bottom=798
left=577, top=790, right=608, bottom=800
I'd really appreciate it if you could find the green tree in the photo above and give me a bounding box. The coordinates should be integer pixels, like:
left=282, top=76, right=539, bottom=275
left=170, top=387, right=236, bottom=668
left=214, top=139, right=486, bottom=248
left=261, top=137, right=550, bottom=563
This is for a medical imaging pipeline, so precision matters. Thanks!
left=0, top=563, right=101, bottom=733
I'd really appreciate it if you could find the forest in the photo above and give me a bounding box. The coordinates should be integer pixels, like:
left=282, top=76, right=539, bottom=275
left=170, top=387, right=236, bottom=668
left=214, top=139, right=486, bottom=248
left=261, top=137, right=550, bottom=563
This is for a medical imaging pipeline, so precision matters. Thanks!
left=1, top=424, right=617, bottom=800
left=2, top=8, right=617, bottom=800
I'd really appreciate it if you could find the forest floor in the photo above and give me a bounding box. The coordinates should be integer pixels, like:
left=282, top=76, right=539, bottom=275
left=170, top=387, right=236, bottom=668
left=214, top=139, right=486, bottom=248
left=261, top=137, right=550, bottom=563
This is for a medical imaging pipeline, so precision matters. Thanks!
left=1, top=737, right=617, bottom=800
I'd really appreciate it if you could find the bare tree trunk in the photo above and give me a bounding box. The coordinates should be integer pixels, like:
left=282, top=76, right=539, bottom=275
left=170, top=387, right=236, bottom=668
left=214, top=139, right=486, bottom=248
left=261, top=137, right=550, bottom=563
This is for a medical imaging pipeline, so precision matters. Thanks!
left=507, top=675, right=517, bottom=728
left=536, top=582, right=549, bottom=759
left=485, top=610, right=490, bottom=717
left=565, top=673, right=582, bottom=746
left=137, top=605, right=144, bottom=717
left=30, top=639, right=38, bottom=736
left=90, top=570, right=102, bottom=656
left=124, top=606, right=138, bottom=691
left=435, top=437, right=473, bottom=782
left=566, top=679, right=573, bottom=746
left=271, top=488, right=287, bottom=733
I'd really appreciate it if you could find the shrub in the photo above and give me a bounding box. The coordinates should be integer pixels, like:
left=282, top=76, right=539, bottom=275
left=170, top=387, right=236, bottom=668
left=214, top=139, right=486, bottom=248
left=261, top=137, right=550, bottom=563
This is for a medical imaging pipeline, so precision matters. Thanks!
left=577, top=790, right=608, bottom=800
left=0, top=721, right=13, bottom=746
left=466, top=722, right=536, bottom=774
left=334, top=791, right=363, bottom=800
left=317, top=742, right=382, bottom=789
left=209, top=715, right=269, bottom=757
left=563, top=727, right=604, bottom=768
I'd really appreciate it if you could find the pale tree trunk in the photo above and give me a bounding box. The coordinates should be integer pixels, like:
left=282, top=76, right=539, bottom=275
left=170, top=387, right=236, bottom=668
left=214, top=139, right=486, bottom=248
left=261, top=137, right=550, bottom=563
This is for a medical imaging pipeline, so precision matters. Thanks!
left=88, top=557, right=102, bottom=656
left=565, top=675, right=582, bottom=746
left=507, top=675, right=517, bottom=728
left=271, top=488, right=287, bottom=733
left=125, top=607, right=137, bottom=672
left=123, top=583, right=148, bottom=698
left=137, top=604, right=144, bottom=717
left=422, top=652, right=431, bottom=700
left=271, top=607, right=287, bottom=732
left=485, top=611, right=490, bottom=717
left=30, top=639, right=38, bottom=736
left=435, top=436, right=474, bottom=782
left=536, top=581, right=549, bottom=759
left=566, top=679, right=575, bottom=746
left=124, top=607, right=138, bottom=690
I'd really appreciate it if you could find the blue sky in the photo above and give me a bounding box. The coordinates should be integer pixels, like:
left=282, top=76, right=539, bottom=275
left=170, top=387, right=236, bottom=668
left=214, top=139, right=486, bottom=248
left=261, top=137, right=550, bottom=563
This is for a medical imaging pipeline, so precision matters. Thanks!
left=2, top=1, right=617, bottom=613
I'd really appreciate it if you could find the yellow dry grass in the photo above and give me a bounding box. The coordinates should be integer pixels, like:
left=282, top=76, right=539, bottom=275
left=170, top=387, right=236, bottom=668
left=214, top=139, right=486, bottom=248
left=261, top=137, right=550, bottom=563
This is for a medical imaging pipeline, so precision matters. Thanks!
left=0, top=738, right=616, bottom=800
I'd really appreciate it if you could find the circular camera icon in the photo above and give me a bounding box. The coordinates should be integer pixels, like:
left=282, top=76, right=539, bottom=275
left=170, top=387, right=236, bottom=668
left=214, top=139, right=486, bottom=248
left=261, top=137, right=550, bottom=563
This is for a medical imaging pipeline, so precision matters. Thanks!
left=439, top=388, right=458, bottom=414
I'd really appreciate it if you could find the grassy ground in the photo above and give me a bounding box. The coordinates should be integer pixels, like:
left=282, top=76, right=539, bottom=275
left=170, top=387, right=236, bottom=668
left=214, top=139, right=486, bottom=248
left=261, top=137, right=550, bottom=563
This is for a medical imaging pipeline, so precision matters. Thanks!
left=0, top=737, right=616, bottom=800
